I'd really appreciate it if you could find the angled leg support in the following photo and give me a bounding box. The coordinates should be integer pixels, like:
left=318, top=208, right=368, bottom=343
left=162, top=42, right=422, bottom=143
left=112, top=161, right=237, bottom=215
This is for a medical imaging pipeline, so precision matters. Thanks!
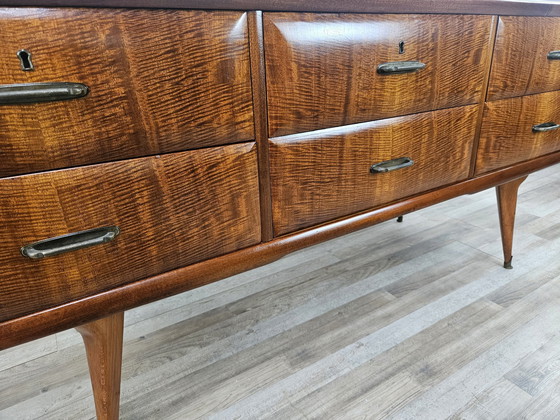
left=76, top=312, right=124, bottom=420
left=496, top=176, right=527, bottom=269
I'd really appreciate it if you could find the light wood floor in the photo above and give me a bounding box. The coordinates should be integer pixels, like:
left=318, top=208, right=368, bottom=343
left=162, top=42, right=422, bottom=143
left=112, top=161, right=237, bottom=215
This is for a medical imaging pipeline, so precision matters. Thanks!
left=2, top=165, right=560, bottom=420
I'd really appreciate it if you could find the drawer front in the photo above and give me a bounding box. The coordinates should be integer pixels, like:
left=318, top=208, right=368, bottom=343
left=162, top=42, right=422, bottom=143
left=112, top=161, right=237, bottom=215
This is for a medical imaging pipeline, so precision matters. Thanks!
left=270, top=105, right=478, bottom=236
left=0, top=143, right=260, bottom=321
left=488, top=17, right=560, bottom=101
left=476, top=91, right=560, bottom=175
left=0, top=8, right=253, bottom=177
left=264, top=13, right=494, bottom=137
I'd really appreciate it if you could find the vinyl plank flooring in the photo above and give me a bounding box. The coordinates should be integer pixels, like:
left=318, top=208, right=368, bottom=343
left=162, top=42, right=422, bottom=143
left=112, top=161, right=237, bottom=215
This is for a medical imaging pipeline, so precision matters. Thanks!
left=302, top=275, right=560, bottom=419
left=267, top=299, right=505, bottom=420
left=506, top=333, right=560, bottom=397
left=447, top=333, right=560, bottom=420
left=386, top=306, right=560, bottom=419
left=0, top=336, right=58, bottom=372
left=120, top=244, right=483, bottom=419
left=449, top=378, right=532, bottom=420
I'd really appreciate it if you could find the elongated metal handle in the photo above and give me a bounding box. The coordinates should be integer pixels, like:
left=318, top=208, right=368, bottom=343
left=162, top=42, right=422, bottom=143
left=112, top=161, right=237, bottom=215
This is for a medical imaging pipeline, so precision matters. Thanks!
left=377, top=61, right=426, bottom=75
left=532, top=122, right=560, bottom=132
left=0, top=82, right=89, bottom=105
left=370, top=157, right=414, bottom=173
left=21, top=226, right=120, bottom=259
left=547, top=50, right=560, bottom=60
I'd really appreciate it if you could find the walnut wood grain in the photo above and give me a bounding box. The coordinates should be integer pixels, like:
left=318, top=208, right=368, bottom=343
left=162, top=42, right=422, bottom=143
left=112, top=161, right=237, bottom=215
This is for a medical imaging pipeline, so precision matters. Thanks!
left=264, top=13, right=494, bottom=137
left=469, top=16, right=500, bottom=178
left=0, top=142, right=261, bottom=322
left=76, top=312, right=124, bottom=420
left=496, top=176, right=527, bottom=269
left=3, top=150, right=560, bottom=351
left=487, top=17, right=560, bottom=101
left=0, top=8, right=254, bottom=177
left=270, top=105, right=479, bottom=236
left=248, top=11, right=274, bottom=242
left=476, top=91, right=560, bottom=175
left=0, top=0, right=559, bottom=17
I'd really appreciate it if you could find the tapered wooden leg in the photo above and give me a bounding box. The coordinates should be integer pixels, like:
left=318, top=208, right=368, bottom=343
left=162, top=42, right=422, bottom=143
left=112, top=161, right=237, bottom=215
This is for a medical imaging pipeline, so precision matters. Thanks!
left=496, top=176, right=527, bottom=269
left=76, top=312, right=124, bottom=420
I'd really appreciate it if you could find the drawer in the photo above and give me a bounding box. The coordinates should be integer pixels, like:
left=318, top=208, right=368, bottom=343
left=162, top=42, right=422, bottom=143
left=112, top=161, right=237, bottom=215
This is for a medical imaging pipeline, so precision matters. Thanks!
left=476, top=91, right=560, bottom=175
left=0, top=8, right=253, bottom=177
left=488, top=17, right=560, bottom=101
left=270, top=105, right=478, bottom=236
left=0, top=143, right=260, bottom=321
left=264, top=13, right=494, bottom=137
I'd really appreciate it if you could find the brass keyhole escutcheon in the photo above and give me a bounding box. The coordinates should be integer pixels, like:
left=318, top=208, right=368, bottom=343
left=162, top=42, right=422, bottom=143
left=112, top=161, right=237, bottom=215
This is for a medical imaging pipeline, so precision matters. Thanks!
left=17, top=49, right=34, bottom=71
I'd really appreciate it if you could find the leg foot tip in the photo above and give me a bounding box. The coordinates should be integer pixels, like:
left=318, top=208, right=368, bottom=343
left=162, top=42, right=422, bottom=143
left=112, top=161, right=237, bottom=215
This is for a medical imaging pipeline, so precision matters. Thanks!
left=397, top=216, right=404, bottom=223
left=503, top=258, right=513, bottom=269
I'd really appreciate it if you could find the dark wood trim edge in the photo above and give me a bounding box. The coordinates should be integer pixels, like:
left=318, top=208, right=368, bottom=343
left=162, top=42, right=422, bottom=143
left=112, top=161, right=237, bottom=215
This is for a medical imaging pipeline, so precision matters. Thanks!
left=0, top=0, right=559, bottom=17
left=248, top=10, right=274, bottom=241
left=2, top=152, right=560, bottom=350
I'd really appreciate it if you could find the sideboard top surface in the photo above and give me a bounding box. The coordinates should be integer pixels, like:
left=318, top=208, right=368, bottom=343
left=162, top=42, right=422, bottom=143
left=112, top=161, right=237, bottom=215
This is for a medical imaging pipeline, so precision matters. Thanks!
left=0, top=0, right=560, bottom=16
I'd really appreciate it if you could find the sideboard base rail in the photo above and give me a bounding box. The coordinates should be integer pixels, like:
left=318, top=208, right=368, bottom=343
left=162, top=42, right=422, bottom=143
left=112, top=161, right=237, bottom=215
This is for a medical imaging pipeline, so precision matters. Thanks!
left=2, top=152, right=559, bottom=350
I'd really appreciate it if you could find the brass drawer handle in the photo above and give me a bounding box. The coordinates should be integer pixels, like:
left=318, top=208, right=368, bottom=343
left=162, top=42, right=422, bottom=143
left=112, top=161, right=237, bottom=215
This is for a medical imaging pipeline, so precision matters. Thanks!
left=532, top=122, right=560, bottom=132
left=377, top=61, right=426, bottom=75
left=21, top=226, right=120, bottom=259
left=547, top=51, right=560, bottom=60
left=370, top=157, right=414, bottom=173
left=0, top=82, right=89, bottom=105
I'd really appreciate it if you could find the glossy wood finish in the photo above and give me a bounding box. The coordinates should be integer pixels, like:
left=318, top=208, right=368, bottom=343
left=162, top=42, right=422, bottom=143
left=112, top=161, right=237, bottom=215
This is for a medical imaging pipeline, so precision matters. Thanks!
left=496, top=176, right=527, bottom=269
left=0, top=142, right=261, bottom=322
left=270, top=106, right=479, bottom=235
left=76, top=312, right=124, bottom=420
left=248, top=11, right=274, bottom=242
left=1, top=0, right=559, bottom=17
left=0, top=8, right=253, bottom=177
left=470, top=17, right=500, bottom=178
left=264, top=13, right=495, bottom=136
left=3, top=149, right=560, bottom=351
left=488, top=17, right=560, bottom=101
left=476, top=91, right=560, bottom=175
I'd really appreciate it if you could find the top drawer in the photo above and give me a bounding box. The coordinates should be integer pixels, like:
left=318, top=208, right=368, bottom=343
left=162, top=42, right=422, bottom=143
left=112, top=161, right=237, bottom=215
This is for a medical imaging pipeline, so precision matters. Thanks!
left=0, top=8, right=253, bottom=177
left=488, top=17, right=560, bottom=101
left=264, top=13, right=495, bottom=137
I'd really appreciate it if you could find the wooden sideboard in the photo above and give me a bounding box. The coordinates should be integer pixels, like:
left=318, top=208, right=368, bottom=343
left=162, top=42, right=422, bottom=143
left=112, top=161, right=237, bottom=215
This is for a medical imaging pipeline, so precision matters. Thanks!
left=1, top=1, right=560, bottom=418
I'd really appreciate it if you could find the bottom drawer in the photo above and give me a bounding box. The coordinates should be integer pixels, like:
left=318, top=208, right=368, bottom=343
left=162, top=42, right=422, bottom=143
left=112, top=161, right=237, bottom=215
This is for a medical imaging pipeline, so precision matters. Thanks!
left=0, top=142, right=260, bottom=322
left=270, top=105, right=478, bottom=235
left=476, top=90, right=560, bottom=175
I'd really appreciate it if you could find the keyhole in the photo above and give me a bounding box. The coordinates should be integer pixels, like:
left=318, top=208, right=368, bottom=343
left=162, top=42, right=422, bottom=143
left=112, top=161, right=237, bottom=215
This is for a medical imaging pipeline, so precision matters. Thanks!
left=17, top=50, right=34, bottom=71
left=399, top=41, right=405, bottom=55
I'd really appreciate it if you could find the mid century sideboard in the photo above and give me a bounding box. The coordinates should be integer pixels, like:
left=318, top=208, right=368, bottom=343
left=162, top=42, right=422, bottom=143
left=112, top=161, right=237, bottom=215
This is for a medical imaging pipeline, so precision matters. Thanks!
left=1, top=0, right=560, bottom=418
